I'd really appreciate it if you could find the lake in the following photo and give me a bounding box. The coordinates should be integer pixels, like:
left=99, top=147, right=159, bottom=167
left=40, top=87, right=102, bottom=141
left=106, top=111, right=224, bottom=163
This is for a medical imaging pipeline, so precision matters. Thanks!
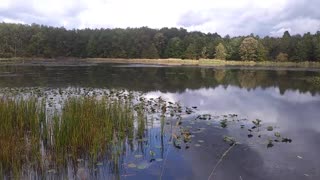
left=0, top=63, right=320, bottom=180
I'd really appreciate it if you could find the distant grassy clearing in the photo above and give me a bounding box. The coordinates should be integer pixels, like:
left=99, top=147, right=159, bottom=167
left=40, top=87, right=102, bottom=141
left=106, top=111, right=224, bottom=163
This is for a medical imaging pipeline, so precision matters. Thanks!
left=87, top=58, right=320, bottom=68
left=2, top=57, right=320, bottom=69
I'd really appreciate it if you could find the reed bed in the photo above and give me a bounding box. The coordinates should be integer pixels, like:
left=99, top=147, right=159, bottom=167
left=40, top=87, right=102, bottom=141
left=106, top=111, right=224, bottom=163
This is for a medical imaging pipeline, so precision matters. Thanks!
left=0, top=97, right=46, bottom=176
left=0, top=93, right=142, bottom=176
left=53, top=96, right=136, bottom=163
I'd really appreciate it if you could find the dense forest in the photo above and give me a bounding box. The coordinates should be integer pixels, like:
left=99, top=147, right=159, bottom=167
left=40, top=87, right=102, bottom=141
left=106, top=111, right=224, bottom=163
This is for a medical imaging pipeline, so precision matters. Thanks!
left=0, top=22, right=320, bottom=62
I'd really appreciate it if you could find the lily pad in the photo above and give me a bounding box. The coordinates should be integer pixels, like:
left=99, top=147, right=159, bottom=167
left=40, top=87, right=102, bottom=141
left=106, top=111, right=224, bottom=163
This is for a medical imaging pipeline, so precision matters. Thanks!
left=156, top=158, right=163, bottom=162
left=267, top=139, right=274, bottom=148
left=281, top=137, right=292, bottom=143
left=195, top=143, right=201, bottom=147
left=128, top=163, right=137, bottom=168
left=47, top=169, right=56, bottom=173
left=96, top=162, right=103, bottom=166
left=220, top=119, right=228, bottom=128
left=137, top=162, right=148, bottom=169
left=267, top=126, right=274, bottom=131
left=274, top=132, right=281, bottom=138
left=77, top=158, right=84, bottom=162
left=198, top=140, right=204, bottom=143
left=149, top=150, right=156, bottom=156
left=223, top=136, right=236, bottom=145
left=134, top=154, right=143, bottom=158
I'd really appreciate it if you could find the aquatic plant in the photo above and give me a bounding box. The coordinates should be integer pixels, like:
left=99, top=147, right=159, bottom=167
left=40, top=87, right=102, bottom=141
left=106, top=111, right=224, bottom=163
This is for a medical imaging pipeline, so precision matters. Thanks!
left=0, top=88, right=295, bottom=179
left=53, top=96, right=136, bottom=163
left=0, top=97, right=46, bottom=176
left=220, top=119, right=228, bottom=128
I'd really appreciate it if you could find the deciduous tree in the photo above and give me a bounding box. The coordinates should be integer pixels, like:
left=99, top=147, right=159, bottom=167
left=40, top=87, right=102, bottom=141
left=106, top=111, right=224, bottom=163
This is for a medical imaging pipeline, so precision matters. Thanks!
left=215, top=43, right=227, bottom=60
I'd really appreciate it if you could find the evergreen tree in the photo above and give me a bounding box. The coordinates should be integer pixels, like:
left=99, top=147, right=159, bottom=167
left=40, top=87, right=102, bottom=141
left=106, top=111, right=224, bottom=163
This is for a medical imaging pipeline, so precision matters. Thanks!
left=141, top=43, right=159, bottom=59
left=184, top=43, right=198, bottom=59
left=0, top=22, right=319, bottom=62
left=164, top=37, right=183, bottom=58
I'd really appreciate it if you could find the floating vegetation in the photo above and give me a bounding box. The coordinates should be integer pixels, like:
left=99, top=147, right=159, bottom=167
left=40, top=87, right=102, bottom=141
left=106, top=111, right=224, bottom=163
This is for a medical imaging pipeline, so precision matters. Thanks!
left=137, top=162, right=149, bottom=170
left=274, top=132, right=281, bottom=138
left=127, top=163, right=137, bottom=168
left=267, top=139, right=274, bottom=148
left=0, top=87, right=293, bottom=178
left=223, top=136, right=236, bottom=146
left=220, top=119, right=228, bottom=128
left=156, top=158, right=163, bottom=162
left=281, top=137, right=292, bottom=143
left=267, top=126, right=274, bottom=131
left=149, top=150, right=156, bottom=156
left=134, top=155, right=143, bottom=159
left=196, top=114, right=211, bottom=120
left=252, top=119, right=262, bottom=128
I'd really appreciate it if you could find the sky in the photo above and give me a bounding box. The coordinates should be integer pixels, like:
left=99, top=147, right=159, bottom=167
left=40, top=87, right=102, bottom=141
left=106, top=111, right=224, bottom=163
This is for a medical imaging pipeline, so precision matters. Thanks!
left=0, top=0, right=319, bottom=37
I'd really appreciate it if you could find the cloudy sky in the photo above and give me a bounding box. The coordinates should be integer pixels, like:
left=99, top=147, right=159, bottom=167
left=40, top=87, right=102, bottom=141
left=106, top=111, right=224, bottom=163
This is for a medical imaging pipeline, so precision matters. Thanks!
left=0, top=0, right=319, bottom=36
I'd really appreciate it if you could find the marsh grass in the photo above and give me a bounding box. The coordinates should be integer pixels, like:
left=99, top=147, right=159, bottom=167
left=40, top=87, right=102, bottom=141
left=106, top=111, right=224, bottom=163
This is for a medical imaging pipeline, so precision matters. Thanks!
left=0, top=97, right=46, bottom=176
left=0, top=92, right=141, bottom=176
left=53, top=96, right=136, bottom=164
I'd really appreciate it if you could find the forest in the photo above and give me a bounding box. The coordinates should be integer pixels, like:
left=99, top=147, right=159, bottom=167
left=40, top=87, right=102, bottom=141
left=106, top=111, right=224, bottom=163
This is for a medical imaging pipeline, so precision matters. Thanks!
left=0, top=22, right=320, bottom=62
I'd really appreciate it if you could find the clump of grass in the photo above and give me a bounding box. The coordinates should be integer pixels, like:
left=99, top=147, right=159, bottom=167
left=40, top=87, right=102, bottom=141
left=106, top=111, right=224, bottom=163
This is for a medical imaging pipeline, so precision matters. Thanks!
left=0, top=97, right=46, bottom=176
left=53, top=96, right=135, bottom=163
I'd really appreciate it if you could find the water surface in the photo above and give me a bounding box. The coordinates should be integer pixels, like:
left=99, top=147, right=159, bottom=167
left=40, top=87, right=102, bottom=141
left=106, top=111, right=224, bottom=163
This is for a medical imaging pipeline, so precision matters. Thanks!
left=0, top=63, right=319, bottom=180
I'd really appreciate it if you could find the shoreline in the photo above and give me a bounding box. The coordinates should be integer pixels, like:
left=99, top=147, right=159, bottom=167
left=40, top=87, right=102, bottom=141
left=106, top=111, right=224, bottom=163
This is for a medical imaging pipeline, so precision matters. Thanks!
left=1, top=57, right=320, bottom=69
left=87, top=58, right=320, bottom=68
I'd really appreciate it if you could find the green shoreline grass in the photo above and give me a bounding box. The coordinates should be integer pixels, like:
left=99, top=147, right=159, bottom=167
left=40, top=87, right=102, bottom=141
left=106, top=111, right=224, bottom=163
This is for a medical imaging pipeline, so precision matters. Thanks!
left=1, top=57, right=320, bottom=69
left=88, top=58, right=320, bottom=68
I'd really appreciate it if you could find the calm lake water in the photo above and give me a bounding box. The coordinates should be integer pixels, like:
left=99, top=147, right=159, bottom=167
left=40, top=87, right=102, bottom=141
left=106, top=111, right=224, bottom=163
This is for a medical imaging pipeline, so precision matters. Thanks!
left=1, top=63, right=320, bottom=180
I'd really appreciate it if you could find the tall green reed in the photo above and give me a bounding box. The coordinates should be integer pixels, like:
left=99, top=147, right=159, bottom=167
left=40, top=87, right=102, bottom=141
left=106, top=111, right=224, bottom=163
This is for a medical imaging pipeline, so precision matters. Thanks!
left=0, top=97, right=46, bottom=176
left=53, top=96, right=135, bottom=163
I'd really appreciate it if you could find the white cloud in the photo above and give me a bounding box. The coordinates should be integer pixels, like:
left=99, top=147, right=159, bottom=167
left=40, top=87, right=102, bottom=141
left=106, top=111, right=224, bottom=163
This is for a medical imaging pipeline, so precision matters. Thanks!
left=0, top=0, right=319, bottom=36
left=145, top=85, right=320, bottom=132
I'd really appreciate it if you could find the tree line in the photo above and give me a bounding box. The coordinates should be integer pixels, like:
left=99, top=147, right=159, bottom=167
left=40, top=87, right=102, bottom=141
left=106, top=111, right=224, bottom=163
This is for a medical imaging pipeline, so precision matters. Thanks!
left=0, top=22, right=320, bottom=62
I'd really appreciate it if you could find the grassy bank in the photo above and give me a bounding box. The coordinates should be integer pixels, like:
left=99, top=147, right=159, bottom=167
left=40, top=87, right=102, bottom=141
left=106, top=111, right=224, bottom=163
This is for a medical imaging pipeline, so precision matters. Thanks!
left=1, top=57, right=320, bottom=69
left=88, top=58, right=320, bottom=68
